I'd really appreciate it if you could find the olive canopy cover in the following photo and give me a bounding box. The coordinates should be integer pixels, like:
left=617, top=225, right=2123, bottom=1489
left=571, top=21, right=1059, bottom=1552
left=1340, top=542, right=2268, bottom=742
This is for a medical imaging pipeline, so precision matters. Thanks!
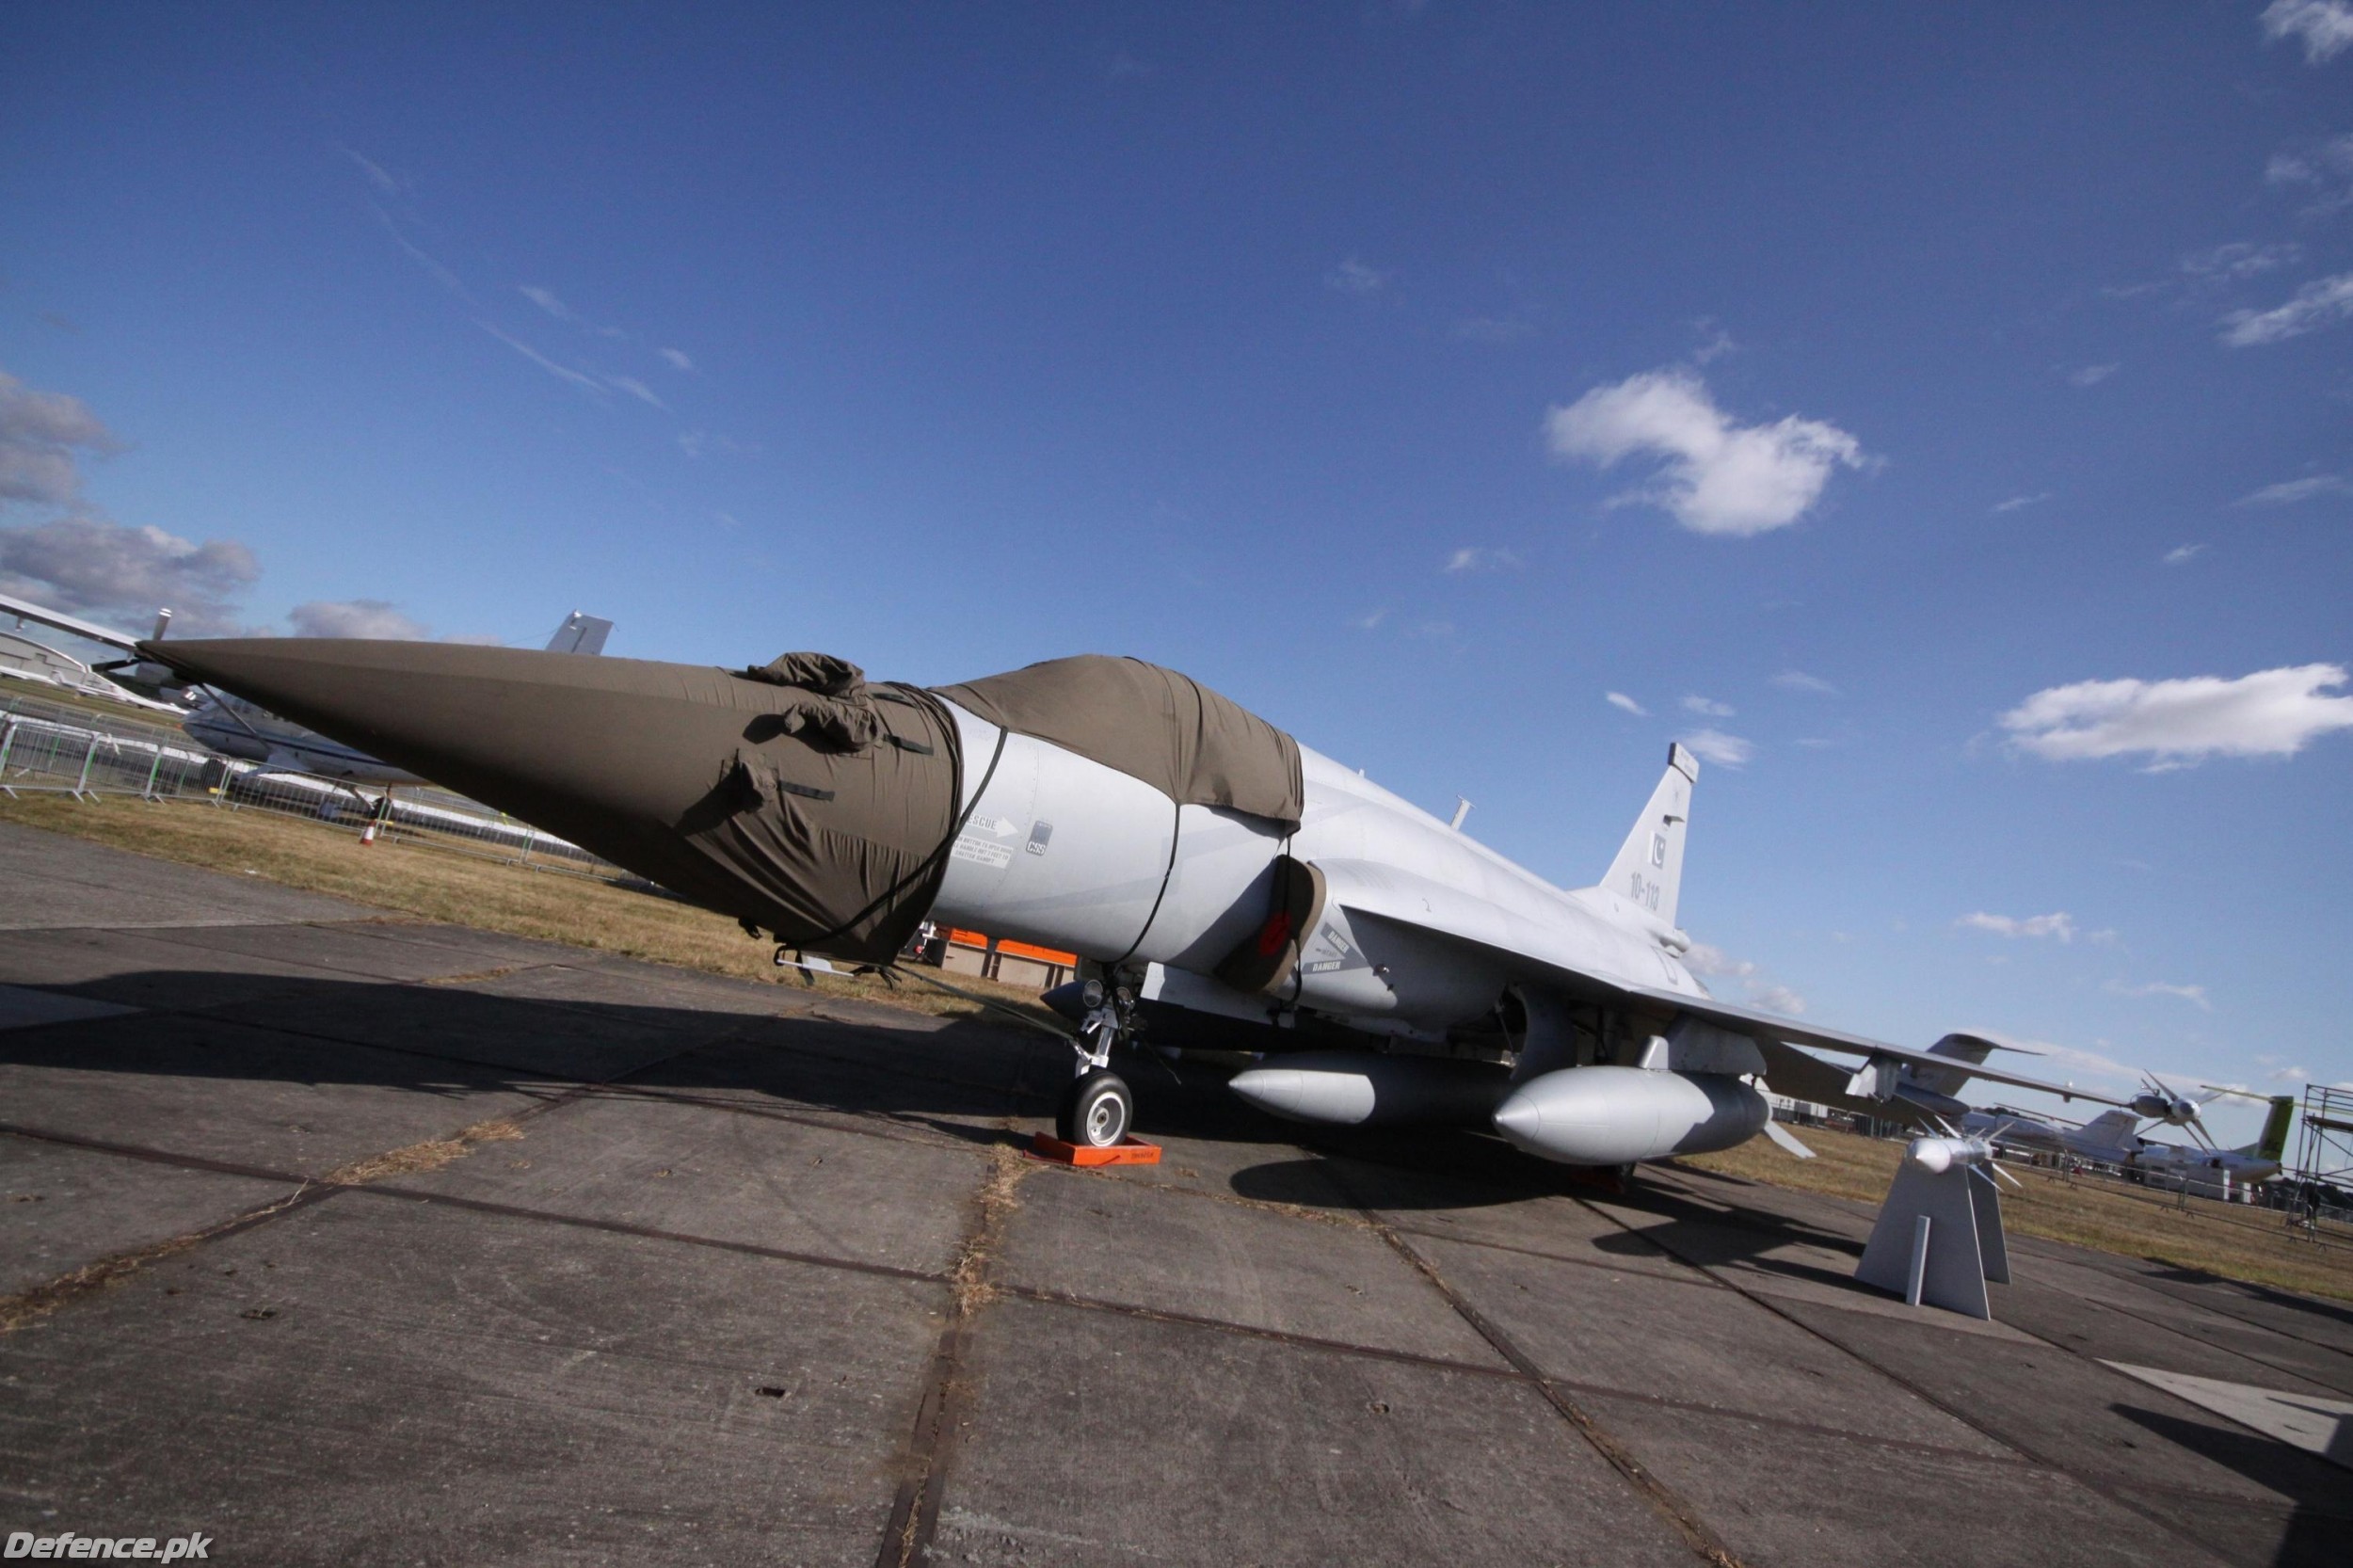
left=936, top=655, right=1304, bottom=830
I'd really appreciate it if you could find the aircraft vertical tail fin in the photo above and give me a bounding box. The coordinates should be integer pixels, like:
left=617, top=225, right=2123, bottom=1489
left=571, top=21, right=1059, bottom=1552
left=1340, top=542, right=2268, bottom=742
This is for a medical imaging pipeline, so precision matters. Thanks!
left=2076, top=1109, right=2142, bottom=1151
left=1597, top=743, right=1697, bottom=928
left=2247, top=1096, right=2297, bottom=1161
left=544, top=613, right=613, bottom=655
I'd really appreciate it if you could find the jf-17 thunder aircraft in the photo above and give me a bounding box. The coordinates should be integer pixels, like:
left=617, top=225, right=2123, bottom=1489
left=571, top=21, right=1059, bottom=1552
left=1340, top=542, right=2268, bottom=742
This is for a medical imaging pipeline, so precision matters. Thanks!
left=135, top=636, right=2156, bottom=1160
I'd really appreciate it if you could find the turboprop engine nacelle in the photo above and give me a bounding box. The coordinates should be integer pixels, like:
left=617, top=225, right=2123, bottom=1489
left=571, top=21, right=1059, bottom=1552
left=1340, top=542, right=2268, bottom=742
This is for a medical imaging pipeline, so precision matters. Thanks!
left=1227, top=1050, right=1512, bottom=1128
left=1492, top=1065, right=1768, bottom=1167
left=2129, top=1090, right=2198, bottom=1127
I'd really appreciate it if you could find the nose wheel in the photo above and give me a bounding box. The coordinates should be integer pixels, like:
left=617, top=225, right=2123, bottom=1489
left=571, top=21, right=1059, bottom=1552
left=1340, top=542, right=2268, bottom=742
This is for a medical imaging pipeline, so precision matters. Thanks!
left=1057, top=1069, right=1134, bottom=1148
left=1055, top=972, right=1142, bottom=1147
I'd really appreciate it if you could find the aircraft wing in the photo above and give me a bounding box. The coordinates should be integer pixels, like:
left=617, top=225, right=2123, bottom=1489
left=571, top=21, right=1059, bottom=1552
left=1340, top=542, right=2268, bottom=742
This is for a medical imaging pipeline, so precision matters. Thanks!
left=1617, top=984, right=2127, bottom=1107
left=1315, top=856, right=2129, bottom=1111
left=0, top=591, right=141, bottom=654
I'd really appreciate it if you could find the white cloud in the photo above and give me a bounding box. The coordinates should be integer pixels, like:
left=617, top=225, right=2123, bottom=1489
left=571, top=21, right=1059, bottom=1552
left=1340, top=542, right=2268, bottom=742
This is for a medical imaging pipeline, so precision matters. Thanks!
left=1683, top=942, right=1756, bottom=981
left=2001, top=664, right=2353, bottom=764
left=287, top=599, right=499, bottom=644
left=0, top=371, right=260, bottom=633
left=605, top=375, right=666, bottom=410
left=2266, top=135, right=2353, bottom=216
left=1958, top=911, right=2077, bottom=942
left=0, top=370, right=120, bottom=506
left=2262, top=0, right=2353, bottom=64
left=1773, top=670, right=1838, bottom=695
left=366, top=201, right=472, bottom=303
left=1325, top=257, right=1388, bottom=296
left=2266, top=1062, right=2310, bottom=1082
left=1545, top=368, right=1866, bottom=536
left=659, top=347, right=695, bottom=372
left=1691, top=323, right=1737, bottom=364
left=1605, top=691, right=1647, bottom=716
left=1684, top=942, right=1805, bottom=1016
left=1352, top=607, right=1387, bottom=632
left=1682, top=694, right=1735, bottom=717
left=1443, top=546, right=1520, bottom=573
left=2181, top=241, right=2303, bottom=280
left=2065, top=362, right=2120, bottom=387
left=520, top=285, right=576, bottom=323
left=287, top=600, right=432, bottom=640
left=0, top=515, right=258, bottom=632
left=1678, top=728, right=1753, bottom=767
left=2105, top=978, right=2214, bottom=1012
left=478, top=321, right=604, bottom=396
left=2162, top=543, right=2206, bottom=566
left=2236, top=474, right=2351, bottom=505
left=676, top=429, right=754, bottom=459
left=1993, top=492, right=2052, bottom=514
left=339, top=147, right=404, bottom=197
left=2219, top=271, right=2353, bottom=346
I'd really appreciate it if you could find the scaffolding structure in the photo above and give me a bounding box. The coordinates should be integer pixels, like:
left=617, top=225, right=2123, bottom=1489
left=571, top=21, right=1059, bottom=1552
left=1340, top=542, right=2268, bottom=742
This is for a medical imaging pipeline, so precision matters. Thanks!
left=2289, top=1083, right=2353, bottom=1190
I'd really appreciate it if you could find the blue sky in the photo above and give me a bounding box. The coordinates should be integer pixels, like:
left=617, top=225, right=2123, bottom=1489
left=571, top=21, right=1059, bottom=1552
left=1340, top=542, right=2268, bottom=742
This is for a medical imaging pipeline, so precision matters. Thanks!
left=5, top=3, right=2350, bottom=1141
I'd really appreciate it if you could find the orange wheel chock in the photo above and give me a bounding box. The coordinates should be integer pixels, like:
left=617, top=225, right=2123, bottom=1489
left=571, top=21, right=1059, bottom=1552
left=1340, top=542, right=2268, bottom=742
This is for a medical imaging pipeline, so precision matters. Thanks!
left=1027, top=1131, right=1162, bottom=1167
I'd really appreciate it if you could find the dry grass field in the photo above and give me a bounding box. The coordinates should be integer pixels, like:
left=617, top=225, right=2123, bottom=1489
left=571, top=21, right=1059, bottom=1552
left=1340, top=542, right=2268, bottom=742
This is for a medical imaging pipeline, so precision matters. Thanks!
left=1678, top=1121, right=2353, bottom=1303
left=0, top=791, right=1061, bottom=1030
left=8, top=789, right=2349, bottom=1304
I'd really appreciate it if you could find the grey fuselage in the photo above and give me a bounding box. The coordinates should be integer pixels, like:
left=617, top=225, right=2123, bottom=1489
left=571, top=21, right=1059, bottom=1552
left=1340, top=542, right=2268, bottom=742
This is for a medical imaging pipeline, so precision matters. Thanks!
left=926, top=701, right=1705, bottom=1043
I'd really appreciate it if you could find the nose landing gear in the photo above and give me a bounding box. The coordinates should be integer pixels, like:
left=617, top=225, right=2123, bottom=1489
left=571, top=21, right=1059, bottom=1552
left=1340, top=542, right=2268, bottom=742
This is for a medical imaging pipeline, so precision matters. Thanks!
left=1055, top=975, right=1141, bottom=1148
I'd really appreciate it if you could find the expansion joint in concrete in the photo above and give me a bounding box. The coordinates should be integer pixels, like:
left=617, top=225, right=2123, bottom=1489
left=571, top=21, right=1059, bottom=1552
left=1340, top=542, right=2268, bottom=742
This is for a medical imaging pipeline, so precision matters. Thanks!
left=877, top=1135, right=1032, bottom=1568
left=1329, top=1188, right=1747, bottom=1568
left=1565, top=1191, right=2246, bottom=1566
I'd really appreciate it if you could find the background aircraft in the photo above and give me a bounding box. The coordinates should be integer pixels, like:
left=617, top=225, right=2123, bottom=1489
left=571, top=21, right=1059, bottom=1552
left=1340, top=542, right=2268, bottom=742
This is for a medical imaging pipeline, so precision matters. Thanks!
left=136, top=635, right=2154, bottom=1160
left=1965, top=1092, right=2297, bottom=1191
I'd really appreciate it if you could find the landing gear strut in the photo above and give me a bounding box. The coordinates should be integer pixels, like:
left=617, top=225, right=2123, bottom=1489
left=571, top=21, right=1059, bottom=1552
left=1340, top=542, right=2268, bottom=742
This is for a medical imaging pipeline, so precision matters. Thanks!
left=1055, top=975, right=1140, bottom=1147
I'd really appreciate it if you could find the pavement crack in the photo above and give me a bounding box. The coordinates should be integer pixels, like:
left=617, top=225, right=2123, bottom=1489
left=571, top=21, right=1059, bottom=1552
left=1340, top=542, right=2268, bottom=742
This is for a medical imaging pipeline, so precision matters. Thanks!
left=0, top=1182, right=335, bottom=1336
left=1566, top=1186, right=2244, bottom=1565
left=878, top=1129, right=1031, bottom=1568
left=320, top=1115, right=526, bottom=1185
left=1320, top=1166, right=1748, bottom=1568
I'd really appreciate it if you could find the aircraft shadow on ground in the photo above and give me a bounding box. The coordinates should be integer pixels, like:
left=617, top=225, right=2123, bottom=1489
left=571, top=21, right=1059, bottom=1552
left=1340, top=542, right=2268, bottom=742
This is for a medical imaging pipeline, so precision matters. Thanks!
left=0, top=969, right=1317, bottom=1156
left=5, top=968, right=1901, bottom=1267
left=2141, top=1266, right=2353, bottom=1336
left=2109, top=1404, right=2353, bottom=1568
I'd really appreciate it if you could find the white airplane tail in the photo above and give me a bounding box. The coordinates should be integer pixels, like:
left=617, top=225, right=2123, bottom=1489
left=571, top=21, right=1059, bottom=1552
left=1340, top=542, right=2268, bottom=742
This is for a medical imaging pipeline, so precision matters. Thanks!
left=2076, top=1109, right=2142, bottom=1151
left=1597, top=743, right=1697, bottom=928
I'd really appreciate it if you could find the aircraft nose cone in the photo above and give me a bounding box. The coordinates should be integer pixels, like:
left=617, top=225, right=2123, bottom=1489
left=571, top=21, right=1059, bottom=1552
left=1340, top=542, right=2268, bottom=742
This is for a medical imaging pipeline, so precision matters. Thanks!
left=1227, top=1067, right=1314, bottom=1121
left=139, top=637, right=962, bottom=962
left=1490, top=1096, right=1541, bottom=1141
left=1491, top=1089, right=1555, bottom=1158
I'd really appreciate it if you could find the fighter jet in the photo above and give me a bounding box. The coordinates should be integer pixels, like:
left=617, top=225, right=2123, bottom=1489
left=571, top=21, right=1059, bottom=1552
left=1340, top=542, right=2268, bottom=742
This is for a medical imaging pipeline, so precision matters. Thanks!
left=131, top=637, right=2140, bottom=1157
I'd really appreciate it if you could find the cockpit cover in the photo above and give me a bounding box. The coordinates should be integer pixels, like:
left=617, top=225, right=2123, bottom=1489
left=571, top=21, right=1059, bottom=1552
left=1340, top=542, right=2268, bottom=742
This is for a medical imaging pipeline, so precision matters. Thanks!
left=936, top=655, right=1304, bottom=830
